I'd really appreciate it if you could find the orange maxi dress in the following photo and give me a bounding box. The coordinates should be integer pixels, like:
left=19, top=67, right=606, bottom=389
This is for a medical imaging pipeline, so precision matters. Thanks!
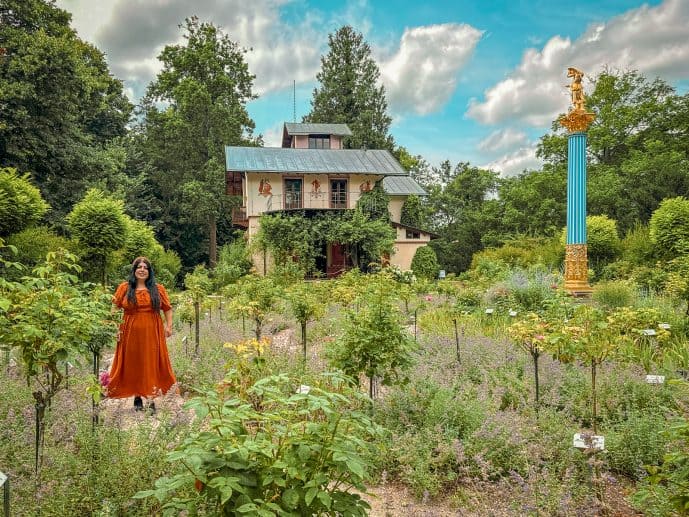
left=108, top=282, right=176, bottom=398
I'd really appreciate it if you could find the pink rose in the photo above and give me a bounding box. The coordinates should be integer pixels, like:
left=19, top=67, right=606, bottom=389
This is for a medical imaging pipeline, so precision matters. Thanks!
left=425, top=295, right=433, bottom=301
left=99, top=371, right=111, bottom=387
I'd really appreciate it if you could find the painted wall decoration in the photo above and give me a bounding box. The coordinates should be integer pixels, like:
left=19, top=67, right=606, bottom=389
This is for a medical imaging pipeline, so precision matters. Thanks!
left=258, top=178, right=272, bottom=196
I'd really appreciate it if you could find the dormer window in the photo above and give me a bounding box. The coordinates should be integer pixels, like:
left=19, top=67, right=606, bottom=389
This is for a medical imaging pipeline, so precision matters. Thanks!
left=308, top=134, right=330, bottom=149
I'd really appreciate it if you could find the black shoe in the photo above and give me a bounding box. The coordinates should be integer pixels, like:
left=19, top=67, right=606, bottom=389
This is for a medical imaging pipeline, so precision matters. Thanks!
left=148, top=401, right=156, bottom=415
left=133, top=396, right=143, bottom=411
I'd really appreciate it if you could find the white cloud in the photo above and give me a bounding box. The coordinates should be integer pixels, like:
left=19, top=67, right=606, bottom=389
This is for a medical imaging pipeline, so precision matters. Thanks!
left=478, top=128, right=528, bottom=154
left=482, top=145, right=543, bottom=177
left=381, top=24, right=483, bottom=116
left=262, top=123, right=284, bottom=147
left=467, top=0, right=689, bottom=126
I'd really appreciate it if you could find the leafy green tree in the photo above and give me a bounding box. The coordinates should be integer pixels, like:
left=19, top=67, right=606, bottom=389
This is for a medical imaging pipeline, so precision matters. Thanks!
left=286, top=283, right=325, bottom=362
left=140, top=17, right=258, bottom=267
left=650, top=197, right=689, bottom=259
left=305, top=25, right=394, bottom=151
left=0, top=0, right=132, bottom=217
left=228, top=274, right=281, bottom=340
left=425, top=162, right=501, bottom=272
left=410, top=246, right=439, bottom=280
left=67, top=188, right=127, bottom=285
left=4, top=226, right=71, bottom=279
left=184, top=264, right=213, bottom=354
left=328, top=272, right=417, bottom=398
left=0, top=167, right=50, bottom=236
left=497, top=164, right=567, bottom=237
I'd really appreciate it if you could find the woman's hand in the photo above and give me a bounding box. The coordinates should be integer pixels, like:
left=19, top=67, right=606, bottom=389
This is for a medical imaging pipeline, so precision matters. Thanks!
left=165, top=324, right=173, bottom=338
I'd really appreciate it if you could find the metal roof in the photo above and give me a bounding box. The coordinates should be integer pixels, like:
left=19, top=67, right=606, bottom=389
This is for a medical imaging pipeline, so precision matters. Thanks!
left=283, top=123, right=352, bottom=136
left=382, top=175, right=427, bottom=196
left=225, top=147, right=407, bottom=175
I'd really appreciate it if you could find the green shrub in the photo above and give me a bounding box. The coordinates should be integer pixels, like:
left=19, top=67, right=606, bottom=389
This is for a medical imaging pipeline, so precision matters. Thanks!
left=649, top=196, right=689, bottom=259
left=137, top=371, right=380, bottom=516
left=213, top=237, right=252, bottom=288
left=606, top=411, right=668, bottom=480
left=562, top=215, right=621, bottom=268
left=464, top=415, right=530, bottom=480
left=0, top=167, right=50, bottom=237
left=411, top=245, right=439, bottom=280
left=400, top=194, right=423, bottom=227
left=592, top=280, right=636, bottom=309
left=621, top=223, right=657, bottom=265
left=5, top=226, right=73, bottom=270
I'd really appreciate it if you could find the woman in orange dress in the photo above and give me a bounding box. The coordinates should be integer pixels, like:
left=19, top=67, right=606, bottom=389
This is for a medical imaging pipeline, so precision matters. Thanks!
left=108, top=256, right=176, bottom=412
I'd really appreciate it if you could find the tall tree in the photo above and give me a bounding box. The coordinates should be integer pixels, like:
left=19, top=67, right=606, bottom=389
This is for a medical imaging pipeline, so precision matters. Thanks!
left=305, top=25, right=394, bottom=151
left=425, top=162, right=501, bottom=272
left=0, top=0, right=132, bottom=219
left=140, top=17, right=258, bottom=267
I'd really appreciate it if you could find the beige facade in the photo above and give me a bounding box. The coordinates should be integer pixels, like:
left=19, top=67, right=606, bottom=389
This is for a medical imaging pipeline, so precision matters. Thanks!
left=228, top=123, right=433, bottom=276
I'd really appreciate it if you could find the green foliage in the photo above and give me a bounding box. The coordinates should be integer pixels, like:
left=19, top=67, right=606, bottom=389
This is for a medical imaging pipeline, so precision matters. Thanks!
left=471, top=235, right=563, bottom=271
left=1, top=249, right=116, bottom=402
left=621, top=223, right=657, bottom=266
left=592, top=280, right=636, bottom=309
left=67, top=188, right=128, bottom=283
left=633, top=380, right=689, bottom=516
left=650, top=196, right=689, bottom=259
left=606, top=411, right=669, bottom=480
left=0, top=1, right=132, bottom=218
left=328, top=272, right=417, bottom=392
left=400, top=194, right=424, bottom=228
left=185, top=265, right=213, bottom=301
left=410, top=245, right=439, bottom=280
left=137, top=371, right=380, bottom=516
left=213, top=237, right=252, bottom=289
left=357, top=184, right=391, bottom=222
left=227, top=274, right=282, bottom=340
left=0, top=168, right=50, bottom=236
left=305, top=25, right=394, bottom=151
left=5, top=225, right=72, bottom=273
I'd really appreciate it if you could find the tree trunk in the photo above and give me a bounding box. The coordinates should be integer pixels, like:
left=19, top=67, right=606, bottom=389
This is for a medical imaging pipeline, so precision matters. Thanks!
left=209, top=214, right=217, bottom=268
left=194, top=301, right=200, bottom=356
left=301, top=322, right=307, bottom=362
left=533, top=351, right=540, bottom=409
left=591, top=361, right=598, bottom=435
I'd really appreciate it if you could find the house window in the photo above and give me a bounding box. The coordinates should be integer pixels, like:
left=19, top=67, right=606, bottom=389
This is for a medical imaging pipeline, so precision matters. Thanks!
left=308, top=135, right=330, bottom=149
left=406, top=230, right=421, bottom=239
left=330, top=179, right=347, bottom=208
left=284, top=178, right=302, bottom=209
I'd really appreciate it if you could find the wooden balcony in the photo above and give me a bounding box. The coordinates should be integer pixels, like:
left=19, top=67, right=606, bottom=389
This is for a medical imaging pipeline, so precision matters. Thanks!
left=232, top=207, right=249, bottom=228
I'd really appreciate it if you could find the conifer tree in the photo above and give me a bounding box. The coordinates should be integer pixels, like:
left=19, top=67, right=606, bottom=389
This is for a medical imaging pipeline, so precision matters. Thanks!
left=305, top=26, right=394, bottom=151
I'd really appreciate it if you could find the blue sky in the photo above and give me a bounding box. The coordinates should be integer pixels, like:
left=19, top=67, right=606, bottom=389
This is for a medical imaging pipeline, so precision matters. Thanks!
left=57, top=0, right=687, bottom=175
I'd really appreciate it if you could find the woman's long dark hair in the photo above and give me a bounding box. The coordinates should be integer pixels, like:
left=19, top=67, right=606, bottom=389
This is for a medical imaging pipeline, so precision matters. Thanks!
left=126, top=256, right=162, bottom=311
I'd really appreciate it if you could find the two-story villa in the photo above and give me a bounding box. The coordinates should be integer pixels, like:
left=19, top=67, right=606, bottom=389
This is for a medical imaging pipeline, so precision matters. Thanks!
left=225, top=122, right=434, bottom=276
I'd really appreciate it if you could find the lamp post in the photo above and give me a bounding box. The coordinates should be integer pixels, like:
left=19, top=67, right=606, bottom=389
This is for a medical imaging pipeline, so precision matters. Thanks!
left=560, top=67, right=595, bottom=296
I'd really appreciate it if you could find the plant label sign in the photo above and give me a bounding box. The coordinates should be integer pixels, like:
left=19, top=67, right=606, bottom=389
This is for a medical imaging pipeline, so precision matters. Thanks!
left=296, top=385, right=311, bottom=394
left=485, top=308, right=494, bottom=315
left=0, top=471, right=6, bottom=486
left=573, top=433, right=604, bottom=451
left=645, top=375, right=665, bottom=384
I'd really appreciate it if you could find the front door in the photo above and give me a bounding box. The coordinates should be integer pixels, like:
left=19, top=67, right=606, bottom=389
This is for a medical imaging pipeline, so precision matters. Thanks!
left=327, top=243, right=349, bottom=277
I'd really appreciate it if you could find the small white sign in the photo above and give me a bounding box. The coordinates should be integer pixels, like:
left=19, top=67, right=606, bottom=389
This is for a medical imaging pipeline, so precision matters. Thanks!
left=646, top=375, right=665, bottom=384
left=296, top=385, right=311, bottom=394
left=509, top=310, right=518, bottom=317
left=658, top=323, right=671, bottom=330
left=0, top=471, right=7, bottom=485
left=438, top=270, right=446, bottom=279
left=642, top=329, right=657, bottom=336
left=573, top=433, right=605, bottom=451
left=485, top=308, right=494, bottom=315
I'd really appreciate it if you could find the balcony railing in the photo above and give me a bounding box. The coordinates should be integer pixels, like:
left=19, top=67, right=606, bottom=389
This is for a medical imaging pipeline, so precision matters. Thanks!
left=231, top=206, right=249, bottom=227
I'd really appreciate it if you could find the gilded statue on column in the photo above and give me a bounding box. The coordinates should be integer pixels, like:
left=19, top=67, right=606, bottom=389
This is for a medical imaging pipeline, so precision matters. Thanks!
left=559, top=67, right=595, bottom=132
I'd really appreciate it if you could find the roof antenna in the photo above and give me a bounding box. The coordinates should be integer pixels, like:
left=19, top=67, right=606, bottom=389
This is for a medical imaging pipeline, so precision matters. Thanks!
left=293, top=80, right=296, bottom=122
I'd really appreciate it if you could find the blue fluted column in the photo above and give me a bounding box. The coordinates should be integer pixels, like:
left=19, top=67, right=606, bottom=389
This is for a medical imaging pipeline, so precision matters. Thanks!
left=564, top=131, right=592, bottom=294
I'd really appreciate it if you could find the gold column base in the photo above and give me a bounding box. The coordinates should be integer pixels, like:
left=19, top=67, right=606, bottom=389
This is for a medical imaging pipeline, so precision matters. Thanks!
left=564, top=244, right=592, bottom=296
